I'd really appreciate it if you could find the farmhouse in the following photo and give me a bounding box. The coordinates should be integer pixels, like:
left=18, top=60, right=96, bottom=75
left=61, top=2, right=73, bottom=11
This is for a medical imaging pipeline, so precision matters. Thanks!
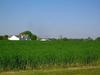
left=19, top=34, right=31, bottom=40
left=8, top=35, right=19, bottom=40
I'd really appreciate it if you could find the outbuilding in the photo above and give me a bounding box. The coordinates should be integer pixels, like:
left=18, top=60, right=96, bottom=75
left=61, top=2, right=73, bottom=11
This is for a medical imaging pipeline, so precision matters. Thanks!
left=8, top=35, right=19, bottom=40
left=40, top=38, right=48, bottom=41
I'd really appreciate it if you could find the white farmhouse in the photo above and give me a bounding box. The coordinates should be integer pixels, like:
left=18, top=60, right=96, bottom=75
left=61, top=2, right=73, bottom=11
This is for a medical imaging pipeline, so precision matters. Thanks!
left=8, top=35, right=19, bottom=40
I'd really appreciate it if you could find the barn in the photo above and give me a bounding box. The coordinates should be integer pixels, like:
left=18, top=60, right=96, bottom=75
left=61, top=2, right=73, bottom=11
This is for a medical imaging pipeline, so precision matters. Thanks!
left=8, top=35, right=19, bottom=40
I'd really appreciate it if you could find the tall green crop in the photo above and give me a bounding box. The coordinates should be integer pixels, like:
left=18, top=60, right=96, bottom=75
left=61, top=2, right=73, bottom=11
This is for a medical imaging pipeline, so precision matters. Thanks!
left=0, top=40, right=100, bottom=70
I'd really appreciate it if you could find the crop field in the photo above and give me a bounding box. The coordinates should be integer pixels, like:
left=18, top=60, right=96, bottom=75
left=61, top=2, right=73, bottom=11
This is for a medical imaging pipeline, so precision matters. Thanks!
left=0, top=40, right=100, bottom=71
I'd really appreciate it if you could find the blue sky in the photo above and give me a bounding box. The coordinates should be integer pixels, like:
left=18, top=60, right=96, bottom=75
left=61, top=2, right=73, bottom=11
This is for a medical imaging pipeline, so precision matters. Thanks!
left=0, top=0, right=100, bottom=38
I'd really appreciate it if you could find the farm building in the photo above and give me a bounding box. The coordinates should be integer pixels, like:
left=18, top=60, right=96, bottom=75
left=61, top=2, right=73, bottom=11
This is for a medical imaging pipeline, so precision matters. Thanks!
left=19, top=34, right=31, bottom=40
left=40, top=38, right=48, bottom=41
left=8, top=35, right=19, bottom=40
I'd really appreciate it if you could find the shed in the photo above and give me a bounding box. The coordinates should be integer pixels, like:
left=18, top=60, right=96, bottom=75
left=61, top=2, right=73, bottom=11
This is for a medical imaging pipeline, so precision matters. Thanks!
left=8, top=35, right=19, bottom=40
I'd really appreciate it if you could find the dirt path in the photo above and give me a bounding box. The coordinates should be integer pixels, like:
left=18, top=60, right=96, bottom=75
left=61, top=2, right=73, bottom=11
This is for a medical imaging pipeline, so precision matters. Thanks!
left=1, top=66, right=100, bottom=74
left=38, top=66, right=100, bottom=72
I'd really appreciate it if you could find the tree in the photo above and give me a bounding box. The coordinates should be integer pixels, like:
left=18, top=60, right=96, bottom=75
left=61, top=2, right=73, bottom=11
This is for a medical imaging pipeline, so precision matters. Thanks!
left=0, top=36, right=3, bottom=40
left=19, top=31, right=37, bottom=40
left=95, top=37, right=100, bottom=41
left=31, top=35, right=37, bottom=40
left=20, top=31, right=32, bottom=37
left=3, top=35, right=8, bottom=40
left=87, top=37, right=93, bottom=41
left=62, top=37, right=68, bottom=41
left=0, top=35, right=8, bottom=40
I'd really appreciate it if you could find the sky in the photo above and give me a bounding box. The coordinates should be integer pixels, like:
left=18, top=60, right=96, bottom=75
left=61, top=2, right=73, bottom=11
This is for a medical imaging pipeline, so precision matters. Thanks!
left=0, top=0, right=100, bottom=38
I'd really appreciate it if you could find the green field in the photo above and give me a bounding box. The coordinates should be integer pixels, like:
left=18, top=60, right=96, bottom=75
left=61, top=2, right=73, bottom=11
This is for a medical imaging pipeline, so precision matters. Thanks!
left=0, top=40, right=100, bottom=71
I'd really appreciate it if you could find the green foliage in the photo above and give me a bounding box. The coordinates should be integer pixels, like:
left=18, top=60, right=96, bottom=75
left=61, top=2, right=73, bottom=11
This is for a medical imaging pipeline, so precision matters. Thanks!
left=0, top=40, right=100, bottom=70
left=0, top=35, right=8, bottom=40
left=96, top=37, right=100, bottom=41
left=3, top=35, right=8, bottom=40
left=20, top=31, right=33, bottom=37
left=31, top=35, right=37, bottom=40
left=19, top=31, right=37, bottom=40
left=86, top=37, right=93, bottom=41
left=0, top=36, right=4, bottom=40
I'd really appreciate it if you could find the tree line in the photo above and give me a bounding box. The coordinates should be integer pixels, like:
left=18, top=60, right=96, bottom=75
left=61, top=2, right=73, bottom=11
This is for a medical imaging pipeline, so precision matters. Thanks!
left=48, top=37, right=100, bottom=41
left=0, top=31, right=37, bottom=40
left=0, top=35, right=8, bottom=40
left=0, top=31, right=100, bottom=41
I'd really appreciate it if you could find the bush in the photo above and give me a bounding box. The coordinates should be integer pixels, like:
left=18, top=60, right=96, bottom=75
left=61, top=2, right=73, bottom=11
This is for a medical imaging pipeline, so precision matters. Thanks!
left=0, top=35, right=8, bottom=40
